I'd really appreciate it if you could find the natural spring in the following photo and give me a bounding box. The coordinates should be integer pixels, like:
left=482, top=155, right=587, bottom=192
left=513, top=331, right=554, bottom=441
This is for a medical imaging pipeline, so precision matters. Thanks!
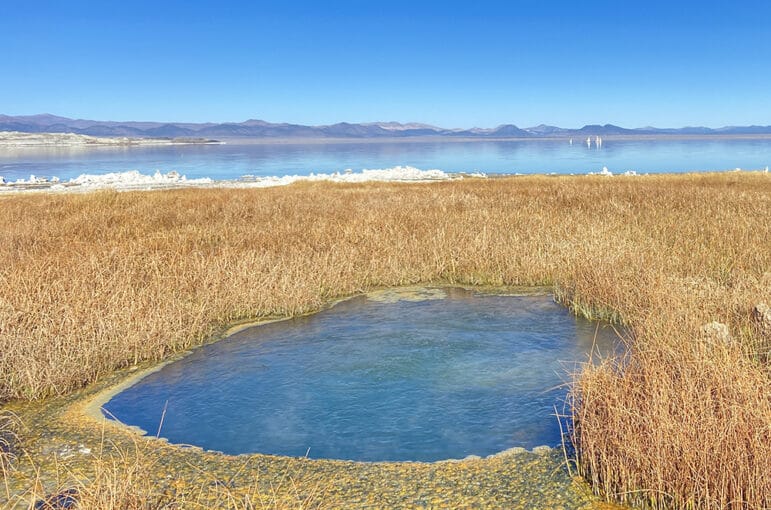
left=103, top=287, right=618, bottom=462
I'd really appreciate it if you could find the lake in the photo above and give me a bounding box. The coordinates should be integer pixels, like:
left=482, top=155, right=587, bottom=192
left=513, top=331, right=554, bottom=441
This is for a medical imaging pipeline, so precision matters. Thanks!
left=2, top=137, right=771, bottom=183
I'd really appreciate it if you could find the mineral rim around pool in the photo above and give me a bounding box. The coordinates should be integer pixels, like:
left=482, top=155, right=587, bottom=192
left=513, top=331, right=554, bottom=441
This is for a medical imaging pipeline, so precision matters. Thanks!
left=103, top=287, right=618, bottom=462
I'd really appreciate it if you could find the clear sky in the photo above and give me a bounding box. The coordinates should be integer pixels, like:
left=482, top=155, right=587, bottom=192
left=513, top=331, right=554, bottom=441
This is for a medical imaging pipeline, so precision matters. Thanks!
left=2, top=0, right=770, bottom=128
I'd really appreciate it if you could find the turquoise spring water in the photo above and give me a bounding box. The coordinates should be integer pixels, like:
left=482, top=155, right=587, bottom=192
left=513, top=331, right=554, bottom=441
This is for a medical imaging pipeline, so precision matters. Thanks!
left=103, top=288, right=618, bottom=462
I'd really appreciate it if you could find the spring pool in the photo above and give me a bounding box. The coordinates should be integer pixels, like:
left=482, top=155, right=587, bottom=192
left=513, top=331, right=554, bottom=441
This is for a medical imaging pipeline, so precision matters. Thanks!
left=103, top=287, right=617, bottom=462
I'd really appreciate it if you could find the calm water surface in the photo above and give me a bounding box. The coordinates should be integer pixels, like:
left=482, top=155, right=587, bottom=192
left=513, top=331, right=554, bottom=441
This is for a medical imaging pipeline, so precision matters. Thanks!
left=2, top=138, right=771, bottom=181
left=104, top=288, right=617, bottom=462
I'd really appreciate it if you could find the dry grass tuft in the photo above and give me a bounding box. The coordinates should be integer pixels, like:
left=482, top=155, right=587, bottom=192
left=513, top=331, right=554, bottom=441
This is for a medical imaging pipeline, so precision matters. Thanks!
left=1, top=172, right=770, bottom=508
left=571, top=323, right=771, bottom=509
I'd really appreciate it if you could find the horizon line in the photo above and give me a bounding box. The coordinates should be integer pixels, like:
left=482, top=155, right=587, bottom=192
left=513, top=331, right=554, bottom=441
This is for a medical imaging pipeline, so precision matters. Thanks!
left=2, top=113, right=770, bottom=132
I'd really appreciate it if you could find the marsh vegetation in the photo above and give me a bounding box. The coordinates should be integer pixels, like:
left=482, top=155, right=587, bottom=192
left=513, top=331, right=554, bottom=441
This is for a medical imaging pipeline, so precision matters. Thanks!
left=1, top=172, right=770, bottom=508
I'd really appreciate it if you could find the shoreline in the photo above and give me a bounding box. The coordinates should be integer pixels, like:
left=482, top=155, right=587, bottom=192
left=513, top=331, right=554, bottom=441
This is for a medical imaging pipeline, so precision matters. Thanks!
left=0, top=131, right=220, bottom=147
left=1, top=167, right=768, bottom=195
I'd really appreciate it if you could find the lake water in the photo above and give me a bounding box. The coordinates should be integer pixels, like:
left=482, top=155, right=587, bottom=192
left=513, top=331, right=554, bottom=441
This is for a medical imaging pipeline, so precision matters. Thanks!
left=2, top=138, right=771, bottom=182
left=103, top=288, right=618, bottom=462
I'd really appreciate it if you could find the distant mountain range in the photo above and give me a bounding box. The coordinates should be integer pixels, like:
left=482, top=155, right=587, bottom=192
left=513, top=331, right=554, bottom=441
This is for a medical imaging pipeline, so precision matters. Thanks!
left=2, top=114, right=771, bottom=139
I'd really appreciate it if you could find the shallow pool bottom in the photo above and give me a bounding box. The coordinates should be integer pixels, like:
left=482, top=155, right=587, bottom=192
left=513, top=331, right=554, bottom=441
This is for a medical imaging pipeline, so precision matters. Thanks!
left=103, top=287, right=616, bottom=462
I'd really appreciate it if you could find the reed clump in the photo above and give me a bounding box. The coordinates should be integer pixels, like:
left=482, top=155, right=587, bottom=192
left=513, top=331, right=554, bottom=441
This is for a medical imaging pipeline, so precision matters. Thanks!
left=1, top=172, right=770, bottom=508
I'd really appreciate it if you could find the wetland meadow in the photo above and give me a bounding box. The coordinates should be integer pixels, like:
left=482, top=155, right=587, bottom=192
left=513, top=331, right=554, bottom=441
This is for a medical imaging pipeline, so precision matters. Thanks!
left=1, top=171, right=769, bottom=509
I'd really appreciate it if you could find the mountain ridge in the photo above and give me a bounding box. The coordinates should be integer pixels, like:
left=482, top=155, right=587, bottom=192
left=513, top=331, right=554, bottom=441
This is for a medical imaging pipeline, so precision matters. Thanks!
left=2, top=114, right=770, bottom=139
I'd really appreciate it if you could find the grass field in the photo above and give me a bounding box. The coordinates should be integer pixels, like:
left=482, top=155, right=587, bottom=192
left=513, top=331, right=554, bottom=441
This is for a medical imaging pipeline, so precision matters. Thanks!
left=1, top=172, right=770, bottom=508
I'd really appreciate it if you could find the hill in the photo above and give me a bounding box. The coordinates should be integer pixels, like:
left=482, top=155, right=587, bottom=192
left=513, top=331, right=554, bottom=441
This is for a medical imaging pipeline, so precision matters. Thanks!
left=2, top=114, right=770, bottom=139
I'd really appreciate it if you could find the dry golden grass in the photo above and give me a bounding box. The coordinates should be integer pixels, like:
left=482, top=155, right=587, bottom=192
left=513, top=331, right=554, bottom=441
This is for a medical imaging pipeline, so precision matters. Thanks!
left=1, top=172, right=770, bottom=508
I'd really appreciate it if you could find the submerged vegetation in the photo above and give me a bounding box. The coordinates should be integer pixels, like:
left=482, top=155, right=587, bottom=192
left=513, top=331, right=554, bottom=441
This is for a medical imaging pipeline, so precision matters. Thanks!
left=0, top=172, right=770, bottom=508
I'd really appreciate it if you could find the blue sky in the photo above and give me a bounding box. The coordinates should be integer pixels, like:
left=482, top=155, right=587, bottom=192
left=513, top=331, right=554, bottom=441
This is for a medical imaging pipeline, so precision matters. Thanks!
left=1, top=0, right=770, bottom=128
